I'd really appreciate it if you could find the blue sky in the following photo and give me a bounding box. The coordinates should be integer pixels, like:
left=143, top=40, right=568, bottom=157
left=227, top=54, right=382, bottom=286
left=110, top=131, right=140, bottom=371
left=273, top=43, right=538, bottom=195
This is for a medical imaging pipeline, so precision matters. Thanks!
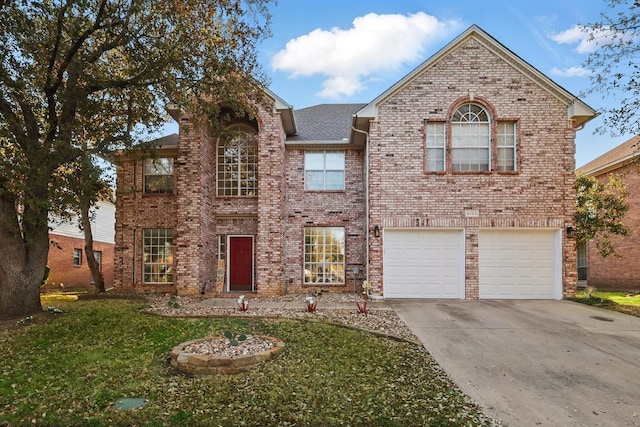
left=172, top=0, right=632, bottom=167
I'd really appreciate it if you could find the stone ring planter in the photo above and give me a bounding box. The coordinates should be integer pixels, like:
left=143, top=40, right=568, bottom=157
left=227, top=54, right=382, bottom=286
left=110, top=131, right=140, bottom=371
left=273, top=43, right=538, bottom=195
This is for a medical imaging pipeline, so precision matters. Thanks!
left=170, top=336, right=285, bottom=375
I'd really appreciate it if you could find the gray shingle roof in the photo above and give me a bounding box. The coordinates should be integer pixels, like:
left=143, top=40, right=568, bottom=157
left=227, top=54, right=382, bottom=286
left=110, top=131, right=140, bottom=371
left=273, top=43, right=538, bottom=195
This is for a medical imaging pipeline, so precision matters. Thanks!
left=288, top=104, right=367, bottom=142
left=150, top=133, right=179, bottom=148
left=578, top=135, right=640, bottom=175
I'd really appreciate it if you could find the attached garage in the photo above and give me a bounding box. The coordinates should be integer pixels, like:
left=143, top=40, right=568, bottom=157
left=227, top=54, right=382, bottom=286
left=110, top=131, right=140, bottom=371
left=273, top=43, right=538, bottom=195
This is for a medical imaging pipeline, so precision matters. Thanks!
left=383, top=229, right=464, bottom=299
left=478, top=229, right=561, bottom=299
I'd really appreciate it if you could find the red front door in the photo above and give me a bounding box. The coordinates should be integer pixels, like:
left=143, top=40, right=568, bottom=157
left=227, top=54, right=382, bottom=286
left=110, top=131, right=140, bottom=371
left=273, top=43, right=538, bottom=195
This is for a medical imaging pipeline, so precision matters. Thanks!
left=229, top=237, right=253, bottom=291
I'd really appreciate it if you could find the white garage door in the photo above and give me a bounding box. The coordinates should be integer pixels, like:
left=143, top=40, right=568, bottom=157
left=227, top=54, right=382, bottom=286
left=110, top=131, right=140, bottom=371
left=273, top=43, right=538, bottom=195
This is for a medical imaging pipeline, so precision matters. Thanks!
left=479, top=229, right=560, bottom=299
left=383, top=229, right=464, bottom=299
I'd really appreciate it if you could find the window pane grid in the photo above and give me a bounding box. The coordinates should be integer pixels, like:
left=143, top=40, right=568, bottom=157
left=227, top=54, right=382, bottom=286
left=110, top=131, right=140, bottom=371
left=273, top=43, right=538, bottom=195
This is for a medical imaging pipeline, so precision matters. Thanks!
left=144, top=158, right=174, bottom=194
left=305, top=151, right=345, bottom=191
left=451, top=103, right=490, bottom=171
left=303, top=227, right=345, bottom=284
left=143, top=229, right=174, bottom=283
left=217, top=130, right=258, bottom=196
left=426, top=122, right=445, bottom=171
left=497, top=122, right=517, bottom=171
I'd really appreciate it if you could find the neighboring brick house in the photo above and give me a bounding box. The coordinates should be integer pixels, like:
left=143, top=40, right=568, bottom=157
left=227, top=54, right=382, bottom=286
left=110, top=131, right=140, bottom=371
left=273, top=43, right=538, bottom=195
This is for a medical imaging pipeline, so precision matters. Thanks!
left=114, top=25, right=596, bottom=299
left=45, top=200, right=115, bottom=290
left=577, top=136, right=640, bottom=290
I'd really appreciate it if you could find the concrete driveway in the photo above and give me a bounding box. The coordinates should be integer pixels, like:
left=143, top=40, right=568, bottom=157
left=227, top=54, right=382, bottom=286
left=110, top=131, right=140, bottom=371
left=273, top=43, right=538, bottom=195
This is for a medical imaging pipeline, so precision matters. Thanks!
left=389, top=300, right=640, bottom=426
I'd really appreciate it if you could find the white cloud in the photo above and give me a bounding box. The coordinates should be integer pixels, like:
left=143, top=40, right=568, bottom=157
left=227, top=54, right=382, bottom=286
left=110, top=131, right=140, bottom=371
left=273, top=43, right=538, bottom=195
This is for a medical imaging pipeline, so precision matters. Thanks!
left=271, top=12, right=460, bottom=99
left=550, top=66, right=592, bottom=77
left=550, top=24, right=624, bottom=54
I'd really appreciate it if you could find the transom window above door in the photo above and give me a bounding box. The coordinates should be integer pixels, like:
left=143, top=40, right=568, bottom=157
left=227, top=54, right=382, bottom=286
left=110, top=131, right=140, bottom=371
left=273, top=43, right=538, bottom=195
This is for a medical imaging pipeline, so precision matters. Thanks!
left=217, top=125, right=258, bottom=196
left=425, top=102, right=517, bottom=173
left=305, top=151, right=345, bottom=191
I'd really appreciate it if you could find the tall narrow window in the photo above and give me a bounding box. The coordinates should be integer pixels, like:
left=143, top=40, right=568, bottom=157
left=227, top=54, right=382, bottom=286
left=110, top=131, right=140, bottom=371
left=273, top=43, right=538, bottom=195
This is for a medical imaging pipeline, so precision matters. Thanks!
left=73, top=248, right=82, bottom=266
left=577, top=243, right=588, bottom=281
left=451, top=103, right=490, bottom=171
left=304, top=227, right=345, bottom=284
left=497, top=122, right=517, bottom=171
left=305, top=151, right=345, bottom=191
left=143, top=158, right=174, bottom=194
left=426, top=122, right=446, bottom=172
left=143, top=229, right=174, bottom=283
left=217, top=126, right=258, bottom=196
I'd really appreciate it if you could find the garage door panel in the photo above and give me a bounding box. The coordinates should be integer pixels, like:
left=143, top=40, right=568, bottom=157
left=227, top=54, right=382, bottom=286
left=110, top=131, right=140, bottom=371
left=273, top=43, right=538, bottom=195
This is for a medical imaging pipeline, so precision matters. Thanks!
left=384, top=229, right=464, bottom=299
left=479, top=229, right=559, bottom=299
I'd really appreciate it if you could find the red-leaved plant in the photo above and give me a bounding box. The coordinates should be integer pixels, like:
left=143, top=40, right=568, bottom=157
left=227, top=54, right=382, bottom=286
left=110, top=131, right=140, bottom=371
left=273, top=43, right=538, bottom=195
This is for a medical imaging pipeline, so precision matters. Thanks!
left=305, top=290, right=323, bottom=313
left=305, top=296, right=318, bottom=312
left=237, top=295, right=249, bottom=312
left=356, top=300, right=368, bottom=315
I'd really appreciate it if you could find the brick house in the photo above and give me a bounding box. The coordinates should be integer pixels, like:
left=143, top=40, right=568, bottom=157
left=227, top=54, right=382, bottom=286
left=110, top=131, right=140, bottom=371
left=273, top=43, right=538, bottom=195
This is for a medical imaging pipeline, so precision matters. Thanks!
left=577, top=136, right=640, bottom=290
left=114, top=25, right=596, bottom=299
left=45, top=200, right=115, bottom=290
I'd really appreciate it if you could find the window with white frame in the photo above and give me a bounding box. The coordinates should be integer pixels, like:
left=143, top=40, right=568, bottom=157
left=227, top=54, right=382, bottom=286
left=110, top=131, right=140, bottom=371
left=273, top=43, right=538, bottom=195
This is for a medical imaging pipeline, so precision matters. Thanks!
left=426, top=103, right=518, bottom=173
left=143, top=229, right=174, bottom=283
left=305, top=151, right=345, bottom=191
left=451, top=103, right=490, bottom=171
left=497, top=121, right=517, bottom=171
left=73, top=248, right=82, bottom=266
left=143, top=158, right=174, bottom=194
left=426, top=122, right=446, bottom=172
left=304, top=227, right=345, bottom=284
left=217, top=126, right=258, bottom=196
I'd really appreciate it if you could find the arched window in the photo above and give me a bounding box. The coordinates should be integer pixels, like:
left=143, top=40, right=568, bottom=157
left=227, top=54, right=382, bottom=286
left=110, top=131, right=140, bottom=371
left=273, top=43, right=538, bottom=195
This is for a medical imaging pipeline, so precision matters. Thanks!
left=217, top=125, right=258, bottom=196
left=451, top=103, right=490, bottom=171
left=425, top=102, right=517, bottom=173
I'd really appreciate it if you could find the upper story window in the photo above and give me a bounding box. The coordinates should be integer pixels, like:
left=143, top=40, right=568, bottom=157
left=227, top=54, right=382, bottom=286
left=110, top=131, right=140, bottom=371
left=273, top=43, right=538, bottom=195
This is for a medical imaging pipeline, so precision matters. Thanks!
left=497, top=122, right=517, bottom=171
left=305, top=151, right=345, bottom=191
left=143, top=158, right=174, bottom=194
left=426, top=122, right=446, bottom=172
left=451, top=103, right=490, bottom=172
left=425, top=102, right=517, bottom=173
left=217, top=125, right=258, bottom=196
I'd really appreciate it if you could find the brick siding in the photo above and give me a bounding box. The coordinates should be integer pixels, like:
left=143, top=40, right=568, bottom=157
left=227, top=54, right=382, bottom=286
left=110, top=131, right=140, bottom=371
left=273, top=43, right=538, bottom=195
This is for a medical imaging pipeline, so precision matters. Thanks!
left=45, top=234, right=114, bottom=290
left=586, top=162, right=640, bottom=290
left=366, top=37, right=577, bottom=298
left=114, top=35, right=579, bottom=299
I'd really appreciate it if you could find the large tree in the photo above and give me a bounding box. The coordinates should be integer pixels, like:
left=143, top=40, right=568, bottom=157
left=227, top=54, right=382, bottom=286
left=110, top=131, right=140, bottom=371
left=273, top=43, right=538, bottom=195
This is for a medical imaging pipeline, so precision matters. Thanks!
left=0, top=0, right=272, bottom=319
left=584, top=0, right=640, bottom=136
left=575, top=173, right=630, bottom=258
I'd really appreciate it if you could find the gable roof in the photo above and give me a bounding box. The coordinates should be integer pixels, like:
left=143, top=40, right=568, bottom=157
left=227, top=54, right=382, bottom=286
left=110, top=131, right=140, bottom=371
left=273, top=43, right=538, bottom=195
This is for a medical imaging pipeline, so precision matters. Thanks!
left=578, top=135, right=640, bottom=176
left=288, top=104, right=367, bottom=145
left=352, top=25, right=597, bottom=144
left=151, top=133, right=179, bottom=148
left=263, top=87, right=297, bottom=136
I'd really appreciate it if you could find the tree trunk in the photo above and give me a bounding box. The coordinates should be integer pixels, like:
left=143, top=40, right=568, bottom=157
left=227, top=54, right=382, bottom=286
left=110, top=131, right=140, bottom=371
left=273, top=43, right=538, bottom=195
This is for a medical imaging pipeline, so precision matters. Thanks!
left=80, top=199, right=105, bottom=293
left=0, top=198, right=47, bottom=320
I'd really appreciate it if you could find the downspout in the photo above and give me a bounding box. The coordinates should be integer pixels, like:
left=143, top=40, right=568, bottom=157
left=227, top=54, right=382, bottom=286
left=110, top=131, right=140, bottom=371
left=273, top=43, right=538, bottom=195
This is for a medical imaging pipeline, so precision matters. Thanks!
left=352, top=123, right=370, bottom=284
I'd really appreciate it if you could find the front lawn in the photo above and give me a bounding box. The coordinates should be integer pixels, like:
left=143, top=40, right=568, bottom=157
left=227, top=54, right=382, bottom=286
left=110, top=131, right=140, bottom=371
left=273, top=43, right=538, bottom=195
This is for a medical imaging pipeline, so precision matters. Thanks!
left=570, top=289, right=640, bottom=318
left=0, top=298, right=497, bottom=426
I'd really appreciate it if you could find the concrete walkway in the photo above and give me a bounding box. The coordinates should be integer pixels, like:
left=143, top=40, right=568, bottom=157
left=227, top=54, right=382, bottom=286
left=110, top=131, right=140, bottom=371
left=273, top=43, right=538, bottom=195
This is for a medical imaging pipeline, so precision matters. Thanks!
left=389, top=299, right=640, bottom=426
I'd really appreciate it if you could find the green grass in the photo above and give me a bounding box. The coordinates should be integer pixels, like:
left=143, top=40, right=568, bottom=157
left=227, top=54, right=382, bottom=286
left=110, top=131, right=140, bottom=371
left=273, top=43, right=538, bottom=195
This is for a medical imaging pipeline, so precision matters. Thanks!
left=0, top=298, right=495, bottom=426
left=571, top=290, right=640, bottom=317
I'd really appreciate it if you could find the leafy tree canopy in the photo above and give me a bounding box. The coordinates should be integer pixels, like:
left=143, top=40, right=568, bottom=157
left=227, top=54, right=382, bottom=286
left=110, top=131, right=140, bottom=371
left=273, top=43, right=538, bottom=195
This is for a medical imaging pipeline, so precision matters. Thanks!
left=584, top=0, right=640, bottom=136
left=0, top=0, right=273, bottom=319
left=575, top=172, right=630, bottom=258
